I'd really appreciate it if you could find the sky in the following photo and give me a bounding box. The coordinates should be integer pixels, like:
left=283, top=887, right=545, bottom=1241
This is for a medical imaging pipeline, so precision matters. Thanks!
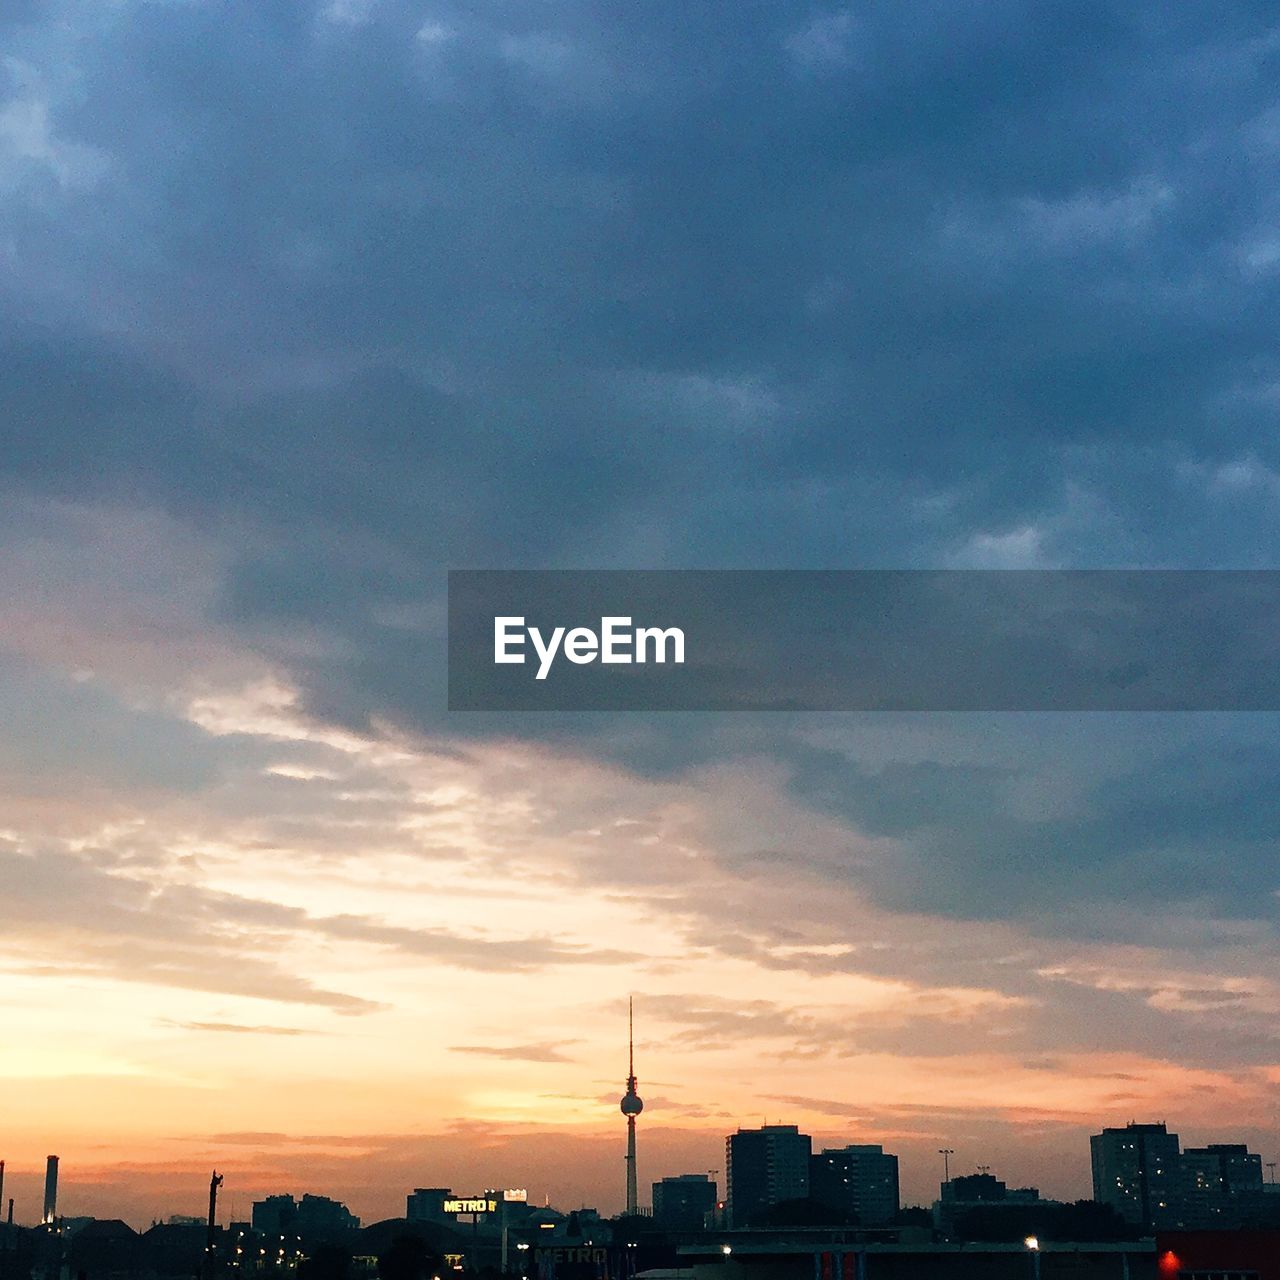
left=3, top=0, right=1280, bottom=1231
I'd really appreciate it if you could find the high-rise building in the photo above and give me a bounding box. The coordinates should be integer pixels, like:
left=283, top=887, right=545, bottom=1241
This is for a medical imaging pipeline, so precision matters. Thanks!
left=1180, top=1144, right=1265, bottom=1227
left=295, top=1195, right=359, bottom=1236
left=252, top=1195, right=298, bottom=1235
left=1091, top=1122, right=1182, bottom=1228
left=620, top=999, right=644, bottom=1216
left=652, top=1174, right=717, bottom=1232
left=1182, top=1144, right=1264, bottom=1196
left=725, top=1125, right=811, bottom=1227
left=810, top=1145, right=900, bottom=1226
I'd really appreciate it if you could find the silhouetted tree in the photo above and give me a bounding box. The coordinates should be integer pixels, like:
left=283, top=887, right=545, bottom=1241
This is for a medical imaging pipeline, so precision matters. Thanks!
left=1056, top=1200, right=1132, bottom=1240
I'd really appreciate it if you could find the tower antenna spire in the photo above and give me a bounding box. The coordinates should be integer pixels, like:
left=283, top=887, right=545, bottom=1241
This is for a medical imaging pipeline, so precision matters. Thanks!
left=620, top=995, right=643, bottom=1216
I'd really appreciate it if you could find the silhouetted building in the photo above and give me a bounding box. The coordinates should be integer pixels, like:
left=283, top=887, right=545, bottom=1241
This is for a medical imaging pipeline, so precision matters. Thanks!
left=1091, top=1121, right=1181, bottom=1229
left=652, top=1174, right=717, bottom=1231
left=68, top=1219, right=139, bottom=1278
left=253, top=1195, right=298, bottom=1235
left=810, top=1145, right=899, bottom=1227
left=726, top=1125, right=811, bottom=1227
left=934, top=1172, right=1051, bottom=1236
left=358, top=1217, right=468, bottom=1270
left=297, top=1194, right=359, bottom=1237
left=139, top=1221, right=208, bottom=1280
left=406, top=1188, right=453, bottom=1223
left=1180, top=1144, right=1265, bottom=1227
left=252, top=1194, right=358, bottom=1239
left=941, top=1174, right=1016, bottom=1204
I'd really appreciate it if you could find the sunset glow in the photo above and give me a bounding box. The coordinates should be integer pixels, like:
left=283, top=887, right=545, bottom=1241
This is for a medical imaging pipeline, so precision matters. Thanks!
left=3, top=0, right=1280, bottom=1245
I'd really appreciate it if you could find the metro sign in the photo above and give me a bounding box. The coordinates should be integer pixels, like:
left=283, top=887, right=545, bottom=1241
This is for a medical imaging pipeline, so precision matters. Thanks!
left=444, top=1198, right=497, bottom=1215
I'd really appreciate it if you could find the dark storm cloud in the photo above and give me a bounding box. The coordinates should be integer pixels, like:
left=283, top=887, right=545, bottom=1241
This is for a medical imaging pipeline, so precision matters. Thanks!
left=4, top=2, right=1280, bottom=969
left=780, top=725, right=1280, bottom=927
left=6, top=0, right=1280, bottom=555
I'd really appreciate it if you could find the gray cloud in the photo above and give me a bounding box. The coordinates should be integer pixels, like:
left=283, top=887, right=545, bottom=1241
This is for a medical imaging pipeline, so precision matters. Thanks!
left=4, top=0, right=1280, bottom=1101
left=4, top=1, right=1280, bottom=564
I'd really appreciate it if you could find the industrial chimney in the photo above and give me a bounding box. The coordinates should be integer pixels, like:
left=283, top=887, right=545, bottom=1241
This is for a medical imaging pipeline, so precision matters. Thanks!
left=42, top=1155, right=58, bottom=1225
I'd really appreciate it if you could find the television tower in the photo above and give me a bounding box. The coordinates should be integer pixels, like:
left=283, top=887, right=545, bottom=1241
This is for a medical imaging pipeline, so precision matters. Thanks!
left=619, top=997, right=643, bottom=1215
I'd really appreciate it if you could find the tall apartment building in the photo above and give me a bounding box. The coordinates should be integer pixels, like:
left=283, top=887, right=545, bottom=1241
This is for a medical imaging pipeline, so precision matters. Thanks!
left=1180, top=1144, right=1265, bottom=1227
left=725, top=1125, right=812, bottom=1227
left=1092, top=1123, right=1269, bottom=1230
left=1090, top=1123, right=1182, bottom=1229
left=809, top=1144, right=900, bottom=1226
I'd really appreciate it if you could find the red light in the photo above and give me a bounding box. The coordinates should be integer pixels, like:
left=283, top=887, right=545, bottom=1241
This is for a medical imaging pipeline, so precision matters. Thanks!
left=1158, top=1251, right=1180, bottom=1276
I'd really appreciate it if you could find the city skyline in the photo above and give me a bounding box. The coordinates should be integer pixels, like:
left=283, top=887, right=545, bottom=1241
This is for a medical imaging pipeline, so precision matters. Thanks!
left=1, top=1105, right=1276, bottom=1231
left=4, top=0, right=1280, bottom=1243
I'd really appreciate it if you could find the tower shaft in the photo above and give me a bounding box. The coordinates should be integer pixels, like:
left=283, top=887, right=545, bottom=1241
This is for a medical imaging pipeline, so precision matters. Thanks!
left=626, top=1116, right=638, bottom=1215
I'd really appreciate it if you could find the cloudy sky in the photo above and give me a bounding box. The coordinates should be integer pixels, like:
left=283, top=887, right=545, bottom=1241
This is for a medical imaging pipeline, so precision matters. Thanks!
left=4, top=0, right=1280, bottom=1229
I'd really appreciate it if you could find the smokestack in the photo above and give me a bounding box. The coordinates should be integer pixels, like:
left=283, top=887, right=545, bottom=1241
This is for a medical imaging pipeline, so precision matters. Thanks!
left=0, top=1161, right=5, bottom=1217
left=42, top=1155, right=58, bottom=1225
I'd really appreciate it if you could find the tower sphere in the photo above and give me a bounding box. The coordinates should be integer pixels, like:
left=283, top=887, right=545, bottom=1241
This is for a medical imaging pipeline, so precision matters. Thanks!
left=621, top=1091, right=643, bottom=1116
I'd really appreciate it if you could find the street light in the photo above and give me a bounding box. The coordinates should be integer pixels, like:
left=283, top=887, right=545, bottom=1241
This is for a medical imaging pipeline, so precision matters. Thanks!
left=938, top=1149, right=955, bottom=1183
left=1024, top=1236, right=1040, bottom=1280
left=721, top=1246, right=732, bottom=1257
